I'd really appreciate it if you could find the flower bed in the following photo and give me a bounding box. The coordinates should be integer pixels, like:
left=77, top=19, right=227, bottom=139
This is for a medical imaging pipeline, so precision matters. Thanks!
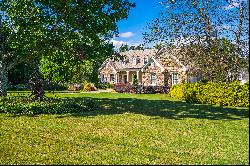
left=113, top=83, right=169, bottom=94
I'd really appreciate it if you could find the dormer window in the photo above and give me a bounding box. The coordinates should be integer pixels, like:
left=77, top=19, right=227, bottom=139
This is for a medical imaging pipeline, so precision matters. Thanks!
left=144, top=56, right=148, bottom=64
left=121, top=57, right=126, bottom=65
left=136, top=56, right=140, bottom=64
left=133, top=57, right=136, bottom=65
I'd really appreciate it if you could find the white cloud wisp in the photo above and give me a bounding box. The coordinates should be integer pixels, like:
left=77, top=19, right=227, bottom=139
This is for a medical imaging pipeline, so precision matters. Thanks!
left=119, top=32, right=134, bottom=38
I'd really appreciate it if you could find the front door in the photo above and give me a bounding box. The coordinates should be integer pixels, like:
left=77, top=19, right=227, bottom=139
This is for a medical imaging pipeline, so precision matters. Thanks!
left=123, top=75, right=127, bottom=83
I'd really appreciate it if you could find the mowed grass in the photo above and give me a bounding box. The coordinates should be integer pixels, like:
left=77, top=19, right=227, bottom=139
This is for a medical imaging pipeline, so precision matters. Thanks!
left=0, top=92, right=249, bottom=164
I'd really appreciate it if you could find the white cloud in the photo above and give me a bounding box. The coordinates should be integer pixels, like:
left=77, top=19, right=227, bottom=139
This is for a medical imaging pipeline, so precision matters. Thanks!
left=224, top=0, right=240, bottom=10
left=119, top=32, right=134, bottom=38
left=223, top=25, right=230, bottom=30
left=110, top=39, right=143, bottom=48
left=110, top=39, right=126, bottom=48
left=215, top=25, right=230, bottom=31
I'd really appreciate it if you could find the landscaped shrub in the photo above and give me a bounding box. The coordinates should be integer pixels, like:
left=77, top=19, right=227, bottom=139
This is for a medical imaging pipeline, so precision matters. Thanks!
left=106, top=83, right=114, bottom=89
left=168, top=84, right=186, bottom=100
left=169, top=81, right=249, bottom=107
left=7, top=84, right=30, bottom=91
left=113, top=83, right=169, bottom=94
left=132, top=74, right=138, bottom=86
left=44, top=82, right=67, bottom=91
left=0, top=97, right=97, bottom=115
left=83, top=83, right=97, bottom=91
left=68, top=84, right=83, bottom=91
left=95, top=83, right=113, bottom=89
left=95, top=83, right=108, bottom=89
left=113, top=82, right=132, bottom=93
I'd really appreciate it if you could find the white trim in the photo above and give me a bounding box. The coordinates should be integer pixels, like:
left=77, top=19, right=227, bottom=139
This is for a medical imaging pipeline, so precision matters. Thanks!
left=98, top=59, right=109, bottom=72
left=107, top=62, right=117, bottom=74
left=172, top=73, right=179, bottom=85
left=121, top=74, right=128, bottom=83
left=141, top=57, right=165, bottom=72
left=150, top=73, right=157, bottom=86
left=152, top=57, right=165, bottom=72
left=143, top=56, right=148, bottom=64
left=99, top=60, right=117, bottom=74
left=109, top=74, right=115, bottom=83
left=132, top=57, right=136, bottom=65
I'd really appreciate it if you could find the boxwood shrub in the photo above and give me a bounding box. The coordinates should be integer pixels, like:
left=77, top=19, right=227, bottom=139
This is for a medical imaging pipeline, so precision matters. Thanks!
left=169, top=81, right=249, bottom=107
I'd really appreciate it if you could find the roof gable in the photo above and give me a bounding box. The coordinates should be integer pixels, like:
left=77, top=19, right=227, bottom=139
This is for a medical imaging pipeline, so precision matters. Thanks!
left=141, top=57, right=165, bottom=72
left=113, top=49, right=157, bottom=70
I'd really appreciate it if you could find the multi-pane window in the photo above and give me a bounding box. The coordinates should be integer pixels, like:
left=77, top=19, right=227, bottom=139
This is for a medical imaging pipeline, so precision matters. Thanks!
left=144, top=56, right=148, bottom=64
left=101, top=75, right=105, bottom=82
left=151, top=73, right=157, bottom=85
left=110, top=74, right=115, bottom=82
left=136, top=56, right=140, bottom=64
left=172, top=73, right=178, bottom=85
left=121, top=58, right=126, bottom=65
left=133, top=57, right=137, bottom=65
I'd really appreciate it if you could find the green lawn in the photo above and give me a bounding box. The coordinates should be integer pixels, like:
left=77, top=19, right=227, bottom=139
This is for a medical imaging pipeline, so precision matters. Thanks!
left=0, top=92, right=249, bottom=164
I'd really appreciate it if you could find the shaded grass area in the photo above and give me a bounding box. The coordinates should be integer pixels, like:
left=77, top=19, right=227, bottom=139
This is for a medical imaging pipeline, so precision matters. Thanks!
left=0, top=92, right=249, bottom=164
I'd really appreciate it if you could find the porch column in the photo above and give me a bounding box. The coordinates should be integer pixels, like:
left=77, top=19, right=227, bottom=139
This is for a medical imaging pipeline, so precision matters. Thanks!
left=126, top=71, right=129, bottom=83
left=136, top=71, right=140, bottom=83
left=116, top=73, right=119, bottom=83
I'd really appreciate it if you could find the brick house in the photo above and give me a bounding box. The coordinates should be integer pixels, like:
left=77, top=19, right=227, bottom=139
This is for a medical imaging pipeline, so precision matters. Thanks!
left=98, top=48, right=201, bottom=87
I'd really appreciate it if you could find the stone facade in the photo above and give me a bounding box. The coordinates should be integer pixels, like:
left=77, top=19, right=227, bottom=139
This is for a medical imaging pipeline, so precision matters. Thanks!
left=142, top=63, right=164, bottom=86
left=99, top=49, right=198, bottom=87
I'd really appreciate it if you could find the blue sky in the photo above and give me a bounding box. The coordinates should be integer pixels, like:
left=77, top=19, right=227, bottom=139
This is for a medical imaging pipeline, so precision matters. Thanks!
left=111, top=0, right=248, bottom=49
left=111, top=0, right=162, bottom=48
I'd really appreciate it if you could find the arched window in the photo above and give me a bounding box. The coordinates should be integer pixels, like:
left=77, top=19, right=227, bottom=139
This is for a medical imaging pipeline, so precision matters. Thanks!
left=143, top=56, right=148, bottom=64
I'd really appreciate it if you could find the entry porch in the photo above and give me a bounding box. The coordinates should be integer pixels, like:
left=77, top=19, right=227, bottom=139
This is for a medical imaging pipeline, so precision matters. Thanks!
left=116, top=69, right=142, bottom=84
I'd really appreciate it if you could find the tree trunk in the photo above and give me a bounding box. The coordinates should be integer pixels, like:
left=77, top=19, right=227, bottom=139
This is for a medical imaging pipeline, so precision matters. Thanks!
left=0, top=60, right=8, bottom=96
left=29, top=57, right=45, bottom=101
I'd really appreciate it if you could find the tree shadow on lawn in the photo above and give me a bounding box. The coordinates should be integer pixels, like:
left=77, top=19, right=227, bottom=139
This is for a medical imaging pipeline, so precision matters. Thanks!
left=57, top=97, right=249, bottom=120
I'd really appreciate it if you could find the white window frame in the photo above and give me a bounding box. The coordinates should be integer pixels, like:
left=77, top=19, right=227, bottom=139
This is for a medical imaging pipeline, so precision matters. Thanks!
left=101, top=74, right=105, bottom=82
left=172, top=73, right=178, bottom=85
left=136, top=57, right=140, bottom=64
left=133, top=57, right=137, bottom=65
left=110, top=74, right=115, bottom=82
left=151, top=73, right=157, bottom=86
left=121, top=58, right=126, bottom=65
left=143, top=56, right=148, bottom=64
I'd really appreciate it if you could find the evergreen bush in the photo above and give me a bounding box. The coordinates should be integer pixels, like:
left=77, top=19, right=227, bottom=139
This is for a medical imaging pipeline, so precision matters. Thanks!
left=169, top=81, right=249, bottom=107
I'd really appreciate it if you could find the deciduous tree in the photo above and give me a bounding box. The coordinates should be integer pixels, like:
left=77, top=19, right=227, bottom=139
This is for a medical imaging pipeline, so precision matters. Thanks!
left=0, top=0, right=135, bottom=97
left=144, top=0, right=249, bottom=82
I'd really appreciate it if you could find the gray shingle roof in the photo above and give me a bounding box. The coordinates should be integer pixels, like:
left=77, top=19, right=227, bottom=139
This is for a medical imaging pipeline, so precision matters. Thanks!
left=112, top=49, right=157, bottom=70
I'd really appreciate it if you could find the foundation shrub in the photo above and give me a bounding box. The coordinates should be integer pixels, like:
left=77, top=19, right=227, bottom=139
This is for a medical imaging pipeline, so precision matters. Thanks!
left=113, top=84, right=169, bottom=94
left=113, top=82, right=132, bottom=93
left=169, top=81, right=249, bottom=107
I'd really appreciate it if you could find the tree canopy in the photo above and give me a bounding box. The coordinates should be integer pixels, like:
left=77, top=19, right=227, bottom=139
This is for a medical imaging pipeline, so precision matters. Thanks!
left=0, top=0, right=135, bottom=97
left=144, top=0, right=249, bottom=82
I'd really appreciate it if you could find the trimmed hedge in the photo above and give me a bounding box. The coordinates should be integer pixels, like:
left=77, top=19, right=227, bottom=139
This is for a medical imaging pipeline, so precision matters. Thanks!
left=95, top=83, right=114, bottom=89
left=0, top=97, right=97, bottom=115
left=169, top=81, right=249, bottom=107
